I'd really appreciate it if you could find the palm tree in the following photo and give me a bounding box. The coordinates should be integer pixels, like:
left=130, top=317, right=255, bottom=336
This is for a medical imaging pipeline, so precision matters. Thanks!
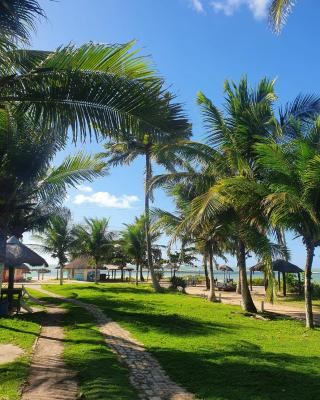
left=0, top=0, right=45, bottom=44
left=121, top=216, right=147, bottom=285
left=102, top=133, right=192, bottom=292
left=34, top=209, right=75, bottom=285
left=255, top=119, right=320, bottom=328
left=120, top=215, right=161, bottom=284
left=0, top=108, right=107, bottom=294
left=269, top=0, right=297, bottom=33
left=73, top=218, right=114, bottom=284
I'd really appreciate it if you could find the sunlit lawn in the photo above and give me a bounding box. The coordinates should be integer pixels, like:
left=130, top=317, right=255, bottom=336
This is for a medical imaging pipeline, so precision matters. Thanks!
left=43, top=283, right=320, bottom=400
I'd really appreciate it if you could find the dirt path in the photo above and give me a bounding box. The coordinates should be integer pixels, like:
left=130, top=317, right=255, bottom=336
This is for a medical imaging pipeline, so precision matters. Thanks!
left=31, top=286, right=194, bottom=400
left=185, top=285, right=320, bottom=324
left=21, top=304, right=78, bottom=400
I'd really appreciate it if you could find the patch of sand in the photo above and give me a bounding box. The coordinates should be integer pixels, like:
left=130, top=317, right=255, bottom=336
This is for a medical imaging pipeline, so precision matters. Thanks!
left=0, top=344, right=24, bottom=364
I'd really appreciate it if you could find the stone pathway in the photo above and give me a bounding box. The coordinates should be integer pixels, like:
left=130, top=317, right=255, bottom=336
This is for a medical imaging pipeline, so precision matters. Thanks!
left=32, top=286, right=194, bottom=400
left=21, top=304, right=78, bottom=400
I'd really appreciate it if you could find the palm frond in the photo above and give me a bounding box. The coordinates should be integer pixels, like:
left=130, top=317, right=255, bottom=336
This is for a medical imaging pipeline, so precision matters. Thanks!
left=269, top=0, right=296, bottom=34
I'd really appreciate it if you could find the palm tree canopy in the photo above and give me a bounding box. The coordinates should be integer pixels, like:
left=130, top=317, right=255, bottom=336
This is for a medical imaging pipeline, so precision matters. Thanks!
left=72, top=218, right=115, bottom=264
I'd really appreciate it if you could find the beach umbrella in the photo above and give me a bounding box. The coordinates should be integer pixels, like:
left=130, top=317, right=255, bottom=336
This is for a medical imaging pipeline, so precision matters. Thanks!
left=217, top=264, right=234, bottom=281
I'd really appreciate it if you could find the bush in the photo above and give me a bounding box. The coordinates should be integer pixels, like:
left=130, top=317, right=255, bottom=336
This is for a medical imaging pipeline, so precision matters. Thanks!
left=154, top=270, right=164, bottom=281
left=169, top=276, right=187, bottom=291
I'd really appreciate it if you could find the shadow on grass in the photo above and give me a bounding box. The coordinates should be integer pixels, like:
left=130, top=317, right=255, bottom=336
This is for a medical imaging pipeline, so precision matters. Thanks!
left=153, top=346, right=320, bottom=400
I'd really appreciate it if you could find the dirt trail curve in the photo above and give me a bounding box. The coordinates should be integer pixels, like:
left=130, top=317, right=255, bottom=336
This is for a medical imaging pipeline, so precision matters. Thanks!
left=185, top=285, right=320, bottom=324
left=21, top=304, right=78, bottom=400
left=30, top=285, right=194, bottom=400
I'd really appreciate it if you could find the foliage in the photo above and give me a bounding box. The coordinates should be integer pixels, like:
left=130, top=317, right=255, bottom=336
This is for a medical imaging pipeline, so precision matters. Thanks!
left=169, top=276, right=187, bottom=290
left=269, top=0, right=296, bottom=33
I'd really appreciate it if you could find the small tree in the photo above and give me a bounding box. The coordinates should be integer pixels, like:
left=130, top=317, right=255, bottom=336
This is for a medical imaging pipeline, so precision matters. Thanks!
left=73, top=218, right=114, bottom=284
left=34, top=209, right=74, bottom=285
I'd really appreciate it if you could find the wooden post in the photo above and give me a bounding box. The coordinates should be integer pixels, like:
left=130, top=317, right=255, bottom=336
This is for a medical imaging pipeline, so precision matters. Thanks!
left=282, top=272, right=286, bottom=297
left=250, top=271, right=252, bottom=291
left=260, top=301, right=264, bottom=312
left=219, top=293, right=222, bottom=303
left=278, top=271, right=281, bottom=291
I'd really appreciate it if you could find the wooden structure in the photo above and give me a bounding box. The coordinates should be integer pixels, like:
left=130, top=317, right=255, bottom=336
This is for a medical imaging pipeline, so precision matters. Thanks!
left=64, top=256, right=94, bottom=281
left=217, top=264, right=234, bottom=282
left=102, top=265, right=134, bottom=281
left=1, top=236, right=48, bottom=312
left=249, top=259, right=303, bottom=296
left=2, top=264, right=30, bottom=282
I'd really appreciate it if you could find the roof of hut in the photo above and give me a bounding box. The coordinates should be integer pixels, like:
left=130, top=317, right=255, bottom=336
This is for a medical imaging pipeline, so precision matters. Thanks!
left=250, top=259, right=303, bottom=273
left=217, top=264, right=234, bottom=272
left=5, top=236, right=48, bottom=268
left=64, top=255, right=93, bottom=270
left=104, top=264, right=134, bottom=271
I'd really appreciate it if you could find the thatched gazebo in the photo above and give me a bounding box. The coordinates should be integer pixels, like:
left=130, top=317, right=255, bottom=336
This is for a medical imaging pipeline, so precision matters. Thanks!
left=2, top=236, right=47, bottom=310
left=217, top=264, right=234, bottom=282
left=249, top=259, right=303, bottom=296
left=64, top=255, right=94, bottom=281
left=103, top=264, right=134, bottom=281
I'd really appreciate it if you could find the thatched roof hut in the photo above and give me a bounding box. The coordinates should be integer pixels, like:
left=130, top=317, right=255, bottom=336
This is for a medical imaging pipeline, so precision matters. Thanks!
left=5, top=236, right=47, bottom=267
left=217, top=264, right=233, bottom=272
left=64, top=255, right=93, bottom=270
left=249, top=259, right=303, bottom=296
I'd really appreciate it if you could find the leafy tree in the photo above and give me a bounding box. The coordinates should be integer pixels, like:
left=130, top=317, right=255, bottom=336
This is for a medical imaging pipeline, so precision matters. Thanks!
left=34, top=209, right=75, bottom=285
left=73, top=218, right=114, bottom=284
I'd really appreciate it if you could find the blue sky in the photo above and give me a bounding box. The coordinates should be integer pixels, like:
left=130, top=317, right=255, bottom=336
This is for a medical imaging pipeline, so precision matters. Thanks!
left=27, top=0, right=320, bottom=268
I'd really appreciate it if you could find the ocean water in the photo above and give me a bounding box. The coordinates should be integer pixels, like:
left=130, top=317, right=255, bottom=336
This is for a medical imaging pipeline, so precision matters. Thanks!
left=29, top=266, right=320, bottom=283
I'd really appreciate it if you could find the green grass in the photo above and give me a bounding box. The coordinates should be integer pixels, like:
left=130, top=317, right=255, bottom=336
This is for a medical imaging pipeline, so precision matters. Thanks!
left=43, top=283, right=320, bottom=400
left=0, top=311, right=41, bottom=400
left=28, top=288, right=138, bottom=400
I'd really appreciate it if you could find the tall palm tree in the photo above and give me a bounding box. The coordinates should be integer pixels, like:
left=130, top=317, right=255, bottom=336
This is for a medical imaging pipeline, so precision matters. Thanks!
left=102, top=134, right=192, bottom=292
left=34, top=209, right=75, bottom=285
left=255, top=119, right=320, bottom=328
left=269, top=0, right=297, bottom=33
left=73, top=218, right=114, bottom=284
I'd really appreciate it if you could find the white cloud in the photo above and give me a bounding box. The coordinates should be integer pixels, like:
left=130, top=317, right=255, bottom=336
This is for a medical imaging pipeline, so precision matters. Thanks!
left=190, top=0, right=205, bottom=13
left=76, top=185, right=93, bottom=193
left=73, top=191, right=139, bottom=209
left=211, top=0, right=269, bottom=19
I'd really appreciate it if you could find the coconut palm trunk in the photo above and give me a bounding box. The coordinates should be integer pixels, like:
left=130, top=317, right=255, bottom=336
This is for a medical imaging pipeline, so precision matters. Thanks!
left=207, top=244, right=216, bottom=302
left=237, top=240, right=257, bottom=313
left=140, top=265, right=145, bottom=281
left=203, top=255, right=210, bottom=290
left=0, top=229, right=6, bottom=298
left=304, top=241, right=314, bottom=329
left=236, top=269, right=242, bottom=294
left=59, top=262, right=64, bottom=286
left=145, top=149, right=161, bottom=292
left=135, top=262, right=139, bottom=285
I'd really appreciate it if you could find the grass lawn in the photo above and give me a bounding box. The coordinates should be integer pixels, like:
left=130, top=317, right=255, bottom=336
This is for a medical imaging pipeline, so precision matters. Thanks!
left=0, top=312, right=41, bottom=400
left=44, top=283, right=320, bottom=400
left=27, top=289, right=138, bottom=400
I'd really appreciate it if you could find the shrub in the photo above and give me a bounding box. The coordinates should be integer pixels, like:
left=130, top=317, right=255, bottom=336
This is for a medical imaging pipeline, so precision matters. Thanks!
left=169, top=276, right=187, bottom=291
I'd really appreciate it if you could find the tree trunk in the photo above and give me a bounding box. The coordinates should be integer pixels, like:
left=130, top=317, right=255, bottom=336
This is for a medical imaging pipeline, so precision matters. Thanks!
left=8, top=266, right=14, bottom=311
left=59, top=262, right=64, bottom=286
left=236, top=268, right=241, bottom=294
left=145, top=150, right=161, bottom=292
left=203, top=255, right=210, bottom=290
left=207, top=244, right=216, bottom=302
left=140, top=265, right=145, bottom=281
left=0, top=229, right=7, bottom=299
left=237, top=240, right=256, bottom=313
left=135, top=263, right=139, bottom=286
left=94, top=265, right=98, bottom=284
left=305, top=242, right=314, bottom=329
